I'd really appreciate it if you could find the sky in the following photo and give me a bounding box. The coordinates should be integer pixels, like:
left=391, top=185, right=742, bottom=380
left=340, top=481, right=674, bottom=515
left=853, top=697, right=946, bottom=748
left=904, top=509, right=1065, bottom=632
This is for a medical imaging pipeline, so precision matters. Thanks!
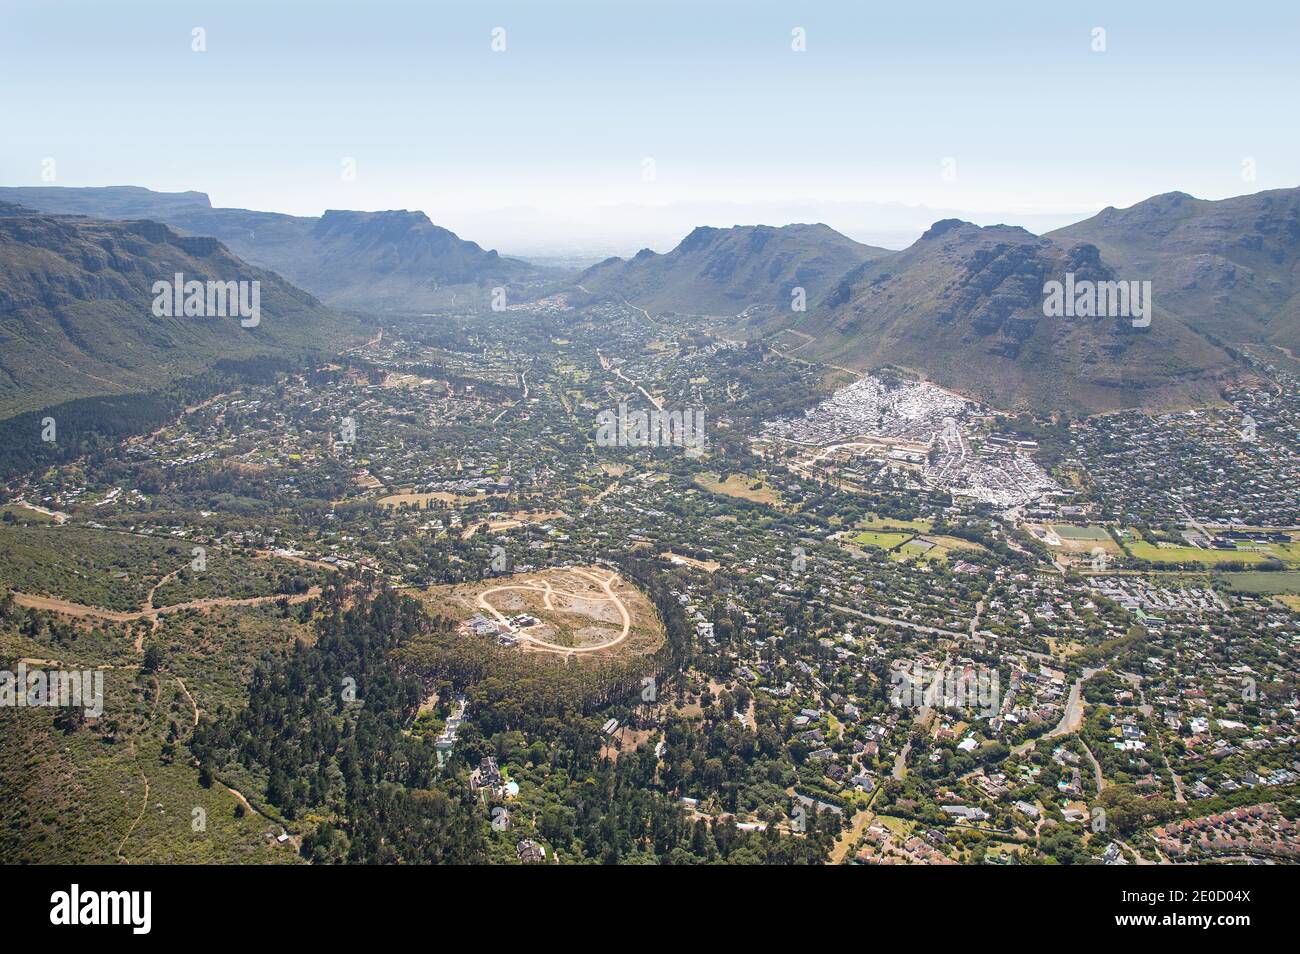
left=3, top=0, right=1298, bottom=258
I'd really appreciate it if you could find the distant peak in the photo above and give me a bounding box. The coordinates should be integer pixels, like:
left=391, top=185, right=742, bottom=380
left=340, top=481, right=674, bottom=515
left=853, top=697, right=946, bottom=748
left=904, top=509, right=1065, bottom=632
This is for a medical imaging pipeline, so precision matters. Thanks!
left=319, top=208, right=433, bottom=225
left=920, top=219, right=971, bottom=240
left=677, top=226, right=721, bottom=252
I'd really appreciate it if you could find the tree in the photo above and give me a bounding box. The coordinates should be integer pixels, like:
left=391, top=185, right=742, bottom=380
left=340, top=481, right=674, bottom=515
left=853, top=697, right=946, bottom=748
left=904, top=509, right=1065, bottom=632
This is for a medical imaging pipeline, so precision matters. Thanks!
left=142, top=643, right=164, bottom=672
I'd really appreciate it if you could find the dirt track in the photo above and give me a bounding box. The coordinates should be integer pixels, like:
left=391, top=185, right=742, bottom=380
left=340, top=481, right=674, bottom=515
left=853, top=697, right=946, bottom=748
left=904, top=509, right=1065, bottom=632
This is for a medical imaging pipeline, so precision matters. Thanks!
left=476, top=568, right=630, bottom=655
left=11, top=587, right=321, bottom=623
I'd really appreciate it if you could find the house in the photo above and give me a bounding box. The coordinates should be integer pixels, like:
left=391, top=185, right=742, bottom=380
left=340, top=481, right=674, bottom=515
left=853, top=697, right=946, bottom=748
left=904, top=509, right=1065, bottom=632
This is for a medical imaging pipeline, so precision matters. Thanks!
left=466, top=614, right=499, bottom=637
left=470, top=756, right=503, bottom=793
left=851, top=772, right=876, bottom=792
left=516, top=839, right=546, bottom=864
left=1014, top=800, right=1040, bottom=819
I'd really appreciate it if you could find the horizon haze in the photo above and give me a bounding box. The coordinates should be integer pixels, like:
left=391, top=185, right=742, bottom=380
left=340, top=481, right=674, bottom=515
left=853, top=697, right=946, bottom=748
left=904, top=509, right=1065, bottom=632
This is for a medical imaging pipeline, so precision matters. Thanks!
left=4, top=0, right=1299, bottom=257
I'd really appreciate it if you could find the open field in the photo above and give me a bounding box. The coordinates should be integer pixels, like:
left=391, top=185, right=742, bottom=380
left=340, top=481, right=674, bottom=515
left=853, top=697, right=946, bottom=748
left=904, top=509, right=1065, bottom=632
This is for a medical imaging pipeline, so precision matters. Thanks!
left=857, top=514, right=934, bottom=533
left=417, top=566, right=665, bottom=660
left=1218, top=570, right=1300, bottom=595
left=891, top=539, right=936, bottom=562
left=1, top=503, right=62, bottom=523
left=872, top=531, right=986, bottom=564
left=1051, top=524, right=1112, bottom=542
left=924, top=534, right=985, bottom=552
left=1121, top=536, right=1273, bottom=566
left=660, top=552, right=722, bottom=572
left=377, top=490, right=505, bottom=509
left=460, top=511, right=567, bottom=540
left=693, top=472, right=784, bottom=507
left=851, top=530, right=913, bottom=550
left=1027, top=523, right=1123, bottom=557
left=1262, top=541, right=1300, bottom=563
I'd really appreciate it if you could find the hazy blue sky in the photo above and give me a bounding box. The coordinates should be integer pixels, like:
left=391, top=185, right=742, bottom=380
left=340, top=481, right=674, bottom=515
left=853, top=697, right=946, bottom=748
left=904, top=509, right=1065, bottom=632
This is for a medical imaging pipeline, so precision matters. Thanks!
left=3, top=0, right=1298, bottom=255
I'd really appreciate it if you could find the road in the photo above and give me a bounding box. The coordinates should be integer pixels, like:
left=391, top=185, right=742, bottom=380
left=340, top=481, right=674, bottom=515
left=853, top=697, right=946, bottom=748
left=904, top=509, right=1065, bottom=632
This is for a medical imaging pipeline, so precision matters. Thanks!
left=828, top=785, right=883, bottom=864
left=1012, top=667, right=1101, bottom=756
left=116, top=740, right=151, bottom=863
left=597, top=349, right=664, bottom=410
left=11, top=586, right=322, bottom=623
left=829, top=603, right=968, bottom=639
left=475, top=569, right=630, bottom=655
left=1082, top=740, right=1106, bottom=792
left=892, top=740, right=912, bottom=780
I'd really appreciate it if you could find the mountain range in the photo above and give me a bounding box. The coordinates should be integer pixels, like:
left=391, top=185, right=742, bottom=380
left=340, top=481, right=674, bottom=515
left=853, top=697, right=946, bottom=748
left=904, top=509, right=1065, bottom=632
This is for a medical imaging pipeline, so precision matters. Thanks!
left=0, top=187, right=543, bottom=314
left=570, top=189, right=1299, bottom=414
left=2, top=183, right=1296, bottom=418
left=0, top=202, right=360, bottom=418
left=573, top=223, right=890, bottom=316
left=1048, top=188, right=1300, bottom=353
left=785, top=219, right=1236, bottom=413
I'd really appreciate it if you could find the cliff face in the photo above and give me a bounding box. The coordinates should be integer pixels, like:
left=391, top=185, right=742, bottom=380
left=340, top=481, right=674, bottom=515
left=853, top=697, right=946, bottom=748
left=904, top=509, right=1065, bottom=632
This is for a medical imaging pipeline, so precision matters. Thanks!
left=0, top=205, right=359, bottom=417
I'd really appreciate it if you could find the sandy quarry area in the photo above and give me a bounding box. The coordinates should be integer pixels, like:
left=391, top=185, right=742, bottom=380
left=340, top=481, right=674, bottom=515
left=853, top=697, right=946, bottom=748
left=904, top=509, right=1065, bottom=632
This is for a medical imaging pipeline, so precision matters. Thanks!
left=420, top=566, right=665, bottom=660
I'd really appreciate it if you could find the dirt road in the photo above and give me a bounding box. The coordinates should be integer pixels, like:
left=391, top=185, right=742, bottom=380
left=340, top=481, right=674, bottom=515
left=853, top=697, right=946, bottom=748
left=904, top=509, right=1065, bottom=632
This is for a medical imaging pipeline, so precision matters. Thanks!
left=475, top=569, right=630, bottom=655
left=11, top=587, right=321, bottom=623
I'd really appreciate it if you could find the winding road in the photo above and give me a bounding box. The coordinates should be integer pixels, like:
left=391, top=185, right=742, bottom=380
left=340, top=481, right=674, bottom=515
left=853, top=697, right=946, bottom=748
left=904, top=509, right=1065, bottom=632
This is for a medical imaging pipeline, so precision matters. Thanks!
left=475, top=569, right=630, bottom=655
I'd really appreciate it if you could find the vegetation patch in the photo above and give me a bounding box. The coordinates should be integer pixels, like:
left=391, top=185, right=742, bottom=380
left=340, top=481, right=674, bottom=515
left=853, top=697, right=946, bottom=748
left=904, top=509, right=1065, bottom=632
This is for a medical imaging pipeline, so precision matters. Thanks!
left=693, top=472, right=785, bottom=507
left=1218, top=570, right=1300, bottom=595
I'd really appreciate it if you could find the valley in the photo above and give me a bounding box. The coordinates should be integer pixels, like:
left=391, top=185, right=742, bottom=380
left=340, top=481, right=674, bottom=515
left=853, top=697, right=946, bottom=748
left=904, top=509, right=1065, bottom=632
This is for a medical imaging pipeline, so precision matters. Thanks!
left=2, top=277, right=1297, bottom=865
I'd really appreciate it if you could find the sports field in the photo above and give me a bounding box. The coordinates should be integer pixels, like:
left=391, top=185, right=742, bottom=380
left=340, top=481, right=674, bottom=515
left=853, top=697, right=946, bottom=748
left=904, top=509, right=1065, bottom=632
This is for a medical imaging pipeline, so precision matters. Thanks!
left=1218, top=570, right=1300, bottom=595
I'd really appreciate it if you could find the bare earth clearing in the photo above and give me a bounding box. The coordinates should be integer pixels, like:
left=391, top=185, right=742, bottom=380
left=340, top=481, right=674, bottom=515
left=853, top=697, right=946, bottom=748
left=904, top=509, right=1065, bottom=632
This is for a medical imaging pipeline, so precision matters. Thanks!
left=419, top=566, right=664, bottom=660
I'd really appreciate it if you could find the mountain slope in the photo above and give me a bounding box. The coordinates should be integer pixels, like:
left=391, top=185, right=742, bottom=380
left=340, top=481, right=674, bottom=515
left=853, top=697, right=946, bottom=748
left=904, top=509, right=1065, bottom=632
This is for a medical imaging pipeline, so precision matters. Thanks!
left=789, top=219, right=1239, bottom=414
left=1048, top=187, right=1300, bottom=352
left=0, top=185, right=211, bottom=220
left=0, top=205, right=361, bottom=418
left=575, top=223, right=890, bottom=316
left=0, top=186, right=540, bottom=314
left=162, top=207, right=536, bottom=312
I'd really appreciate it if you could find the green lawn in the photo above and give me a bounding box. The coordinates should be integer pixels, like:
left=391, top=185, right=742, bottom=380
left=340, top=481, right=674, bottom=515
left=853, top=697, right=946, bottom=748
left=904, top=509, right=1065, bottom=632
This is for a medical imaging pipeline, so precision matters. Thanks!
left=1051, top=524, right=1112, bottom=542
left=858, top=514, right=933, bottom=533
left=1219, top=571, right=1300, bottom=595
left=0, top=504, right=60, bottom=523
left=1121, top=536, right=1272, bottom=566
left=1261, top=542, right=1300, bottom=564
left=852, top=530, right=914, bottom=551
